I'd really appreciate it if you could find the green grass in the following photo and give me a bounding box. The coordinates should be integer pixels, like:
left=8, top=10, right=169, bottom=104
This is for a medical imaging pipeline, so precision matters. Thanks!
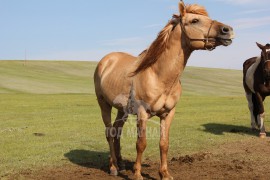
left=0, top=93, right=105, bottom=175
left=0, top=60, right=268, bottom=177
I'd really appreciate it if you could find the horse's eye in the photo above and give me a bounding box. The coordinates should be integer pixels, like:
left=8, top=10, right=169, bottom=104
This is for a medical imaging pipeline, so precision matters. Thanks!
left=191, top=19, right=199, bottom=24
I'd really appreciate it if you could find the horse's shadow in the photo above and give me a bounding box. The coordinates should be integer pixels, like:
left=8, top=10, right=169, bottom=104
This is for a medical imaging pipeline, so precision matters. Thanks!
left=64, top=149, right=109, bottom=170
left=202, top=123, right=258, bottom=136
left=64, top=150, right=156, bottom=180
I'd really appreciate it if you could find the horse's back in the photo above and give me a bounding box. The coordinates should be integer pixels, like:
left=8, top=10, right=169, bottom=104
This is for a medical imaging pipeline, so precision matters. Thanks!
left=95, top=52, right=136, bottom=78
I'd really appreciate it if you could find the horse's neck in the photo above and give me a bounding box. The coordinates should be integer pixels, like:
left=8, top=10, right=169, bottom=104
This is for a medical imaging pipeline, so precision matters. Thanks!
left=258, top=57, right=270, bottom=87
left=151, top=26, right=192, bottom=84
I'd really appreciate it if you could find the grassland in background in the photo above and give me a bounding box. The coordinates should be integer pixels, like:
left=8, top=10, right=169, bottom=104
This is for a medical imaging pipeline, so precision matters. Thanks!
left=0, top=60, right=242, bottom=96
left=0, top=60, right=269, bottom=177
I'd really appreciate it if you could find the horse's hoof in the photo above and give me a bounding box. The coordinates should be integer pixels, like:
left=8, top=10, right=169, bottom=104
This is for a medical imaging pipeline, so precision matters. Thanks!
left=119, top=169, right=126, bottom=173
left=118, top=161, right=126, bottom=172
left=134, top=174, right=143, bottom=180
left=162, top=176, right=174, bottom=180
left=110, top=169, right=118, bottom=176
left=259, top=132, right=266, bottom=138
left=162, top=176, right=173, bottom=180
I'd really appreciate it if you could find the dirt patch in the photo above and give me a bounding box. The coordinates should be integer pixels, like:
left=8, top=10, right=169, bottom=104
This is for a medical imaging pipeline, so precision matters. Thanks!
left=5, top=137, right=270, bottom=180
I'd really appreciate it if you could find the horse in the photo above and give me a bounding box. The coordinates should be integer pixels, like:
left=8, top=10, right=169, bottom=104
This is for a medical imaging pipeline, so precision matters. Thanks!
left=94, top=1, right=234, bottom=179
left=243, top=42, right=270, bottom=138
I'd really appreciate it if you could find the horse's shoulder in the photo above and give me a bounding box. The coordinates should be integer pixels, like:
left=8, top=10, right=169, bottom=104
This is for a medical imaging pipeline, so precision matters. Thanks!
left=243, top=57, right=260, bottom=72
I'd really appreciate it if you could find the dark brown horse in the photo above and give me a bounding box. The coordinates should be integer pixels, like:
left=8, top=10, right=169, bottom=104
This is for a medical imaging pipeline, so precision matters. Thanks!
left=94, top=1, right=234, bottom=179
left=243, top=42, right=270, bottom=138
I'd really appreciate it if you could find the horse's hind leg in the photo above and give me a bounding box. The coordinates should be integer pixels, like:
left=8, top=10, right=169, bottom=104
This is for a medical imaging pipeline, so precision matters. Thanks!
left=246, top=92, right=257, bottom=130
left=97, top=98, right=118, bottom=175
left=113, top=110, right=128, bottom=171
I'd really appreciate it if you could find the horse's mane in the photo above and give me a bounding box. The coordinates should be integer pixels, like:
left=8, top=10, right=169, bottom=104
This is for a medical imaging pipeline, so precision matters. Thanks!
left=186, top=4, right=209, bottom=17
left=133, top=4, right=208, bottom=75
left=133, top=22, right=174, bottom=75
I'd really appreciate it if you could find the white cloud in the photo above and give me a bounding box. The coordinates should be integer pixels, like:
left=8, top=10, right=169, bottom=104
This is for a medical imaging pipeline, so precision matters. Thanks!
left=217, top=0, right=268, bottom=5
left=233, top=16, right=270, bottom=30
left=236, top=8, right=270, bottom=15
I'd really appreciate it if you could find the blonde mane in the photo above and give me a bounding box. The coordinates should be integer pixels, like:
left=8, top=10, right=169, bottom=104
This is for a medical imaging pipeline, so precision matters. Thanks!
left=133, top=22, right=174, bottom=75
left=133, top=4, right=208, bottom=75
left=186, top=4, right=209, bottom=17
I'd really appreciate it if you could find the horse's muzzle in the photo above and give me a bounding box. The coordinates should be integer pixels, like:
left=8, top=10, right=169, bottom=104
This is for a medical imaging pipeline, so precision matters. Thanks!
left=216, top=25, right=234, bottom=46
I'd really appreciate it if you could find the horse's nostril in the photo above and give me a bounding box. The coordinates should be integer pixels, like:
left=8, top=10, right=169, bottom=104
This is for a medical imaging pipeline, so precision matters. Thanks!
left=222, top=27, right=230, bottom=34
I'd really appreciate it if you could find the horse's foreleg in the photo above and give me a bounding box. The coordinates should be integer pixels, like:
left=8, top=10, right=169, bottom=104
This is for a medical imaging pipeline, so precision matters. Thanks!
left=98, top=99, right=118, bottom=175
left=257, top=113, right=266, bottom=138
left=113, top=110, right=127, bottom=172
left=159, top=108, right=175, bottom=180
left=254, top=93, right=266, bottom=138
left=134, top=109, right=148, bottom=180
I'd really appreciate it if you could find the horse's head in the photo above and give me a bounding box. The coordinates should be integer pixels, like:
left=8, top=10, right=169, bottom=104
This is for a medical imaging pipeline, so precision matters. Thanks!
left=176, top=1, right=234, bottom=50
left=257, top=42, right=270, bottom=80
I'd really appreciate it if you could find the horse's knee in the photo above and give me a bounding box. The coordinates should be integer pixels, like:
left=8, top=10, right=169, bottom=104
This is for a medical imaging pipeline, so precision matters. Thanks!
left=160, top=140, right=169, bottom=152
left=260, top=112, right=265, bottom=119
left=257, top=113, right=265, bottom=128
left=136, top=137, right=147, bottom=152
left=113, top=120, right=125, bottom=129
left=105, top=126, right=118, bottom=139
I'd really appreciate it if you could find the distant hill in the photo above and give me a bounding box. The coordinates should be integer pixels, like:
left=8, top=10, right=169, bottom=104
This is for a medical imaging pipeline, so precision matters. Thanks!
left=181, top=67, right=243, bottom=96
left=0, top=60, right=243, bottom=96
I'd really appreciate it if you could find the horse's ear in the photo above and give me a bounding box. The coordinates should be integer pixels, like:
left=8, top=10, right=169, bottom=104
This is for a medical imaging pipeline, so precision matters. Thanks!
left=256, top=42, right=264, bottom=50
left=179, top=0, right=186, bottom=17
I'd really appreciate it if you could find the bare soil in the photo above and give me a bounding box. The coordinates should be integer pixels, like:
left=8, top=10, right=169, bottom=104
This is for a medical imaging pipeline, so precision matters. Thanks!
left=5, top=137, right=270, bottom=180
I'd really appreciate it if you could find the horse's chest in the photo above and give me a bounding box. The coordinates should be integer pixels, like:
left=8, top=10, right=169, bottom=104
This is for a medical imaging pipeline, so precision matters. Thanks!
left=151, top=93, right=180, bottom=114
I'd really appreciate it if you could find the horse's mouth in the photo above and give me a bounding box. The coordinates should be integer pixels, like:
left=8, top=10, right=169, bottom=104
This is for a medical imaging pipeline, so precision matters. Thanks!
left=217, top=38, right=233, bottom=46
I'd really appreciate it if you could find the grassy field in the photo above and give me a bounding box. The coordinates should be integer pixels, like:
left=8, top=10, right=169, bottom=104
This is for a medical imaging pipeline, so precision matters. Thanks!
left=0, top=60, right=269, bottom=177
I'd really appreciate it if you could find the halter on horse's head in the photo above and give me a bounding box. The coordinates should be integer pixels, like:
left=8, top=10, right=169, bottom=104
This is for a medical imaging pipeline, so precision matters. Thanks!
left=257, top=42, right=270, bottom=81
left=171, top=0, right=234, bottom=51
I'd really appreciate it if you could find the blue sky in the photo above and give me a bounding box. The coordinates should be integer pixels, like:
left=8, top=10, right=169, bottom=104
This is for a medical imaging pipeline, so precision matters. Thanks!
left=1, top=0, right=270, bottom=69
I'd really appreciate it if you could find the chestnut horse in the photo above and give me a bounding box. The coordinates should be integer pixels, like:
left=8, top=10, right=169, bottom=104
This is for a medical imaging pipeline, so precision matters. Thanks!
left=243, top=43, right=270, bottom=138
left=94, top=1, right=234, bottom=179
